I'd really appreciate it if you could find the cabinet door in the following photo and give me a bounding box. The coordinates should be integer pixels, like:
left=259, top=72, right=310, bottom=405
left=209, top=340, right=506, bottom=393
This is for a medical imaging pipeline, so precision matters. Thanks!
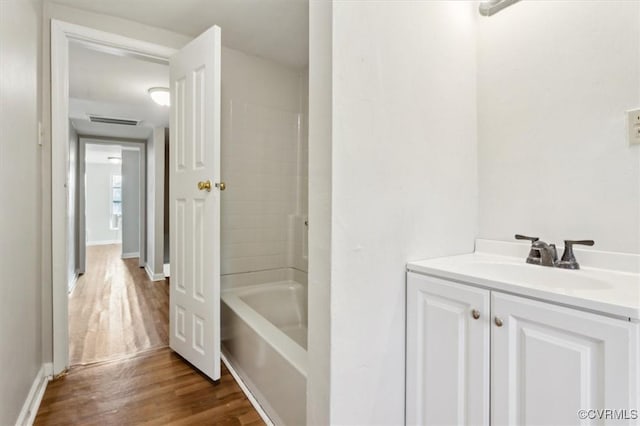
left=492, top=292, right=640, bottom=426
left=406, top=273, right=490, bottom=426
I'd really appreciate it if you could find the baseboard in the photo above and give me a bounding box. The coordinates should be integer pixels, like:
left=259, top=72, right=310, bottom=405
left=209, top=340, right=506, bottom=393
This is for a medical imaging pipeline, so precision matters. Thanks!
left=221, top=353, right=274, bottom=426
left=43, top=363, right=53, bottom=378
left=144, top=264, right=165, bottom=282
left=87, top=239, right=121, bottom=246
left=15, top=363, right=51, bottom=426
left=121, top=252, right=139, bottom=259
left=67, top=272, right=79, bottom=294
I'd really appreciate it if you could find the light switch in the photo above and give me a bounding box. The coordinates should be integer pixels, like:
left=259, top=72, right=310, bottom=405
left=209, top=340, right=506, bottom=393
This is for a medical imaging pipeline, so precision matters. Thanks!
left=627, top=109, right=640, bottom=145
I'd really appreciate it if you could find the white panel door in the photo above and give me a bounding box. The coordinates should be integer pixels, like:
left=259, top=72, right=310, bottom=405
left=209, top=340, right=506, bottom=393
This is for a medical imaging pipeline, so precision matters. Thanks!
left=492, top=292, right=639, bottom=426
left=169, top=25, right=222, bottom=380
left=406, top=273, right=490, bottom=426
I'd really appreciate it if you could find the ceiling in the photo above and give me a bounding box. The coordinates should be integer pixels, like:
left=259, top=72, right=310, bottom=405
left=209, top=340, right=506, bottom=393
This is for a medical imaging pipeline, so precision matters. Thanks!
left=52, top=0, right=309, bottom=69
left=69, top=42, right=169, bottom=115
left=85, top=143, right=122, bottom=164
left=69, top=42, right=169, bottom=139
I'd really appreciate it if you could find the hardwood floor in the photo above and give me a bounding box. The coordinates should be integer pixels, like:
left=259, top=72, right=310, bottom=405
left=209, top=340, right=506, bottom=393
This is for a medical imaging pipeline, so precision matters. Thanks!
left=69, top=244, right=169, bottom=365
left=34, top=348, right=265, bottom=426
left=37, top=243, right=264, bottom=425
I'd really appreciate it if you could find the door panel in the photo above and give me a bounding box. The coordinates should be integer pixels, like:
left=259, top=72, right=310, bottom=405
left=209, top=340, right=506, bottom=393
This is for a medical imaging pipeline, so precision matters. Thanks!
left=492, top=292, right=639, bottom=426
left=406, top=273, right=490, bottom=426
left=169, top=25, right=221, bottom=381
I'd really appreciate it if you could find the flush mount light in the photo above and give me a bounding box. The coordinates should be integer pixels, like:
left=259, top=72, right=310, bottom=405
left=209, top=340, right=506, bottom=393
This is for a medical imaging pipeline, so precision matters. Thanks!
left=479, top=0, right=520, bottom=16
left=108, top=156, right=122, bottom=164
left=148, top=87, right=170, bottom=106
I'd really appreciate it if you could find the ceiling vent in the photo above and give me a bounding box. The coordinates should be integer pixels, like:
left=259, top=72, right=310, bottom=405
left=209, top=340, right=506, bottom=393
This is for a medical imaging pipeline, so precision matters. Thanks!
left=88, top=114, right=141, bottom=126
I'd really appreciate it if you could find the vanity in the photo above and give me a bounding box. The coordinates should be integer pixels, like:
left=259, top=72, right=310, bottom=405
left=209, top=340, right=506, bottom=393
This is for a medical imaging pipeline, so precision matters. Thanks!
left=406, top=239, right=640, bottom=425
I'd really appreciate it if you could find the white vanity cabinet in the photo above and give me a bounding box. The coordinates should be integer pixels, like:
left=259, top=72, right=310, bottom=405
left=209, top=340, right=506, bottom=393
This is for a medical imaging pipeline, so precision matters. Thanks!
left=407, top=271, right=640, bottom=426
left=406, top=273, right=490, bottom=426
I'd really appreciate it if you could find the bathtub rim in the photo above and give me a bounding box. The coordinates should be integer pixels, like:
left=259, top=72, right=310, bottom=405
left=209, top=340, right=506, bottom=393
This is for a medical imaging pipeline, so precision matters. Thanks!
left=221, top=281, right=308, bottom=377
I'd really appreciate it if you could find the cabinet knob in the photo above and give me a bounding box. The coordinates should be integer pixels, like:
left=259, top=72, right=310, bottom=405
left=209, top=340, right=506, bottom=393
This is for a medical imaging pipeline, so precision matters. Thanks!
left=494, top=317, right=504, bottom=327
left=471, top=309, right=481, bottom=320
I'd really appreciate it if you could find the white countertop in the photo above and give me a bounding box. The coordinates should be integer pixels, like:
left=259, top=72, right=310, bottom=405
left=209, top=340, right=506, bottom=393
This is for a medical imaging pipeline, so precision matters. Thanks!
left=407, top=243, right=640, bottom=320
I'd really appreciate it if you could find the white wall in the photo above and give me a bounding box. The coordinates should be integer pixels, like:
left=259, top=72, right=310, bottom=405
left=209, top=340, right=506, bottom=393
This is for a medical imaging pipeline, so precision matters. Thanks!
left=220, top=47, right=307, bottom=276
left=146, top=127, right=166, bottom=279
left=478, top=1, right=640, bottom=254
left=67, top=123, right=78, bottom=289
left=86, top=161, right=122, bottom=245
left=0, top=0, right=43, bottom=424
left=329, top=2, right=478, bottom=424
left=122, top=148, right=141, bottom=257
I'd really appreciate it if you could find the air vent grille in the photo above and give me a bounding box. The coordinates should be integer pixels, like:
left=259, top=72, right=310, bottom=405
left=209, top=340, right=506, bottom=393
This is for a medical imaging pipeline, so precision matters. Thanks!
left=88, top=115, right=141, bottom=126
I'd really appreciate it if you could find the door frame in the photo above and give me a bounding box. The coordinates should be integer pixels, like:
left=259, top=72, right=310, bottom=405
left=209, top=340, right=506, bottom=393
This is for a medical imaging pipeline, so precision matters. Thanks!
left=79, top=137, right=147, bottom=270
left=51, top=19, right=177, bottom=374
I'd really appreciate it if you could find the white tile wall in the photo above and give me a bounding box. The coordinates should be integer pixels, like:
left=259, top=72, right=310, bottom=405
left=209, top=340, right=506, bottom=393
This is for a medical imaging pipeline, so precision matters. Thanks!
left=220, top=48, right=308, bottom=277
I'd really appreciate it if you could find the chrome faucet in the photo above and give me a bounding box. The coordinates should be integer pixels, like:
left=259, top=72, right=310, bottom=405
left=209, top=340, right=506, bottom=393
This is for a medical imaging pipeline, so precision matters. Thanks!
left=531, top=240, right=558, bottom=267
left=556, top=240, right=594, bottom=269
left=515, top=235, right=594, bottom=269
left=515, top=234, right=541, bottom=264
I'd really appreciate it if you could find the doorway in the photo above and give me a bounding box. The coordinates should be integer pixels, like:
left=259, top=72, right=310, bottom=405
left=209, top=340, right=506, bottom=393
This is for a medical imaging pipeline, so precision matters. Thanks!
left=49, top=15, right=307, bottom=425
left=69, top=139, right=168, bottom=365
left=58, top=26, right=172, bottom=367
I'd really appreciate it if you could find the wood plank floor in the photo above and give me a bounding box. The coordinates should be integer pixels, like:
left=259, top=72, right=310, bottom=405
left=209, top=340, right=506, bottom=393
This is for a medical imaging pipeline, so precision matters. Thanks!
left=34, top=348, right=265, bottom=426
left=37, top=243, right=264, bottom=425
left=69, top=244, right=169, bottom=365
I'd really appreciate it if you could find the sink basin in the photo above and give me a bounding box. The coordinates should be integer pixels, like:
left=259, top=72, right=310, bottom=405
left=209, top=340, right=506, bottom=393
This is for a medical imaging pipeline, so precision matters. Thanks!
left=461, top=259, right=612, bottom=291
left=407, top=249, right=640, bottom=320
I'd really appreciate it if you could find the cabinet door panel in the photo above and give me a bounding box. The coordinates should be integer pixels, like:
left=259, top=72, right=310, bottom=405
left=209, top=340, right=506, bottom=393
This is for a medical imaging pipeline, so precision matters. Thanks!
left=406, top=273, right=490, bottom=426
left=492, top=292, right=639, bottom=426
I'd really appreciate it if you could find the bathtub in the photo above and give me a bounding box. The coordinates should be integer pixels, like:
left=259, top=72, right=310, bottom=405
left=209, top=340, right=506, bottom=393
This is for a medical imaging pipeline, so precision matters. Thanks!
left=221, top=280, right=307, bottom=426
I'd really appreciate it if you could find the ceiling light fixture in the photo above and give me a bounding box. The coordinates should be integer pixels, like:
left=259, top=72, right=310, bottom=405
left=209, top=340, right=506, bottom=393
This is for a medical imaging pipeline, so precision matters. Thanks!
left=108, top=156, right=122, bottom=164
left=479, top=0, right=520, bottom=16
left=148, top=87, right=170, bottom=106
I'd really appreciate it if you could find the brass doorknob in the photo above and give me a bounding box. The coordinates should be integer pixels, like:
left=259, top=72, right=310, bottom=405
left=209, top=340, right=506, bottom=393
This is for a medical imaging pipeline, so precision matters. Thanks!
left=197, top=180, right=212, bottom=192
left=215, top=182, right=226, bottom=191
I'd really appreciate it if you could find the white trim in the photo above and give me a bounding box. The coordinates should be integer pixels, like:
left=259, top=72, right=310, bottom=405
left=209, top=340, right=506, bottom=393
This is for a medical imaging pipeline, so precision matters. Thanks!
left=51, top=18, right=71, bottom=376
left=221, top=353, right=274, bottom=426
left=15, top=364, right=50, bottom=426
left=86, top=239, right=122, bottom=246
left=67, top=272, right=79, bottom=294
left=51, top=18, right=177, bottom=375
left=121, top=252, right=140, bottom=259
left=163, top=263, right=170, bottom=277
left=145, top=263, right=165, bottom=281
left=43, top=363, right=53, bottom=378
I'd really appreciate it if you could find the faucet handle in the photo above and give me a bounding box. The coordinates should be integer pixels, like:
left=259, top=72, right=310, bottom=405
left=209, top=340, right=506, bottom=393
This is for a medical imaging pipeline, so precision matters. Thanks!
left=515, top=234, right=541, bottom=264
left=557, top=240, right=595, bottom=270
left=564, top=240, right=595, bottom=248
left=515, top=234, right=539, bottom=243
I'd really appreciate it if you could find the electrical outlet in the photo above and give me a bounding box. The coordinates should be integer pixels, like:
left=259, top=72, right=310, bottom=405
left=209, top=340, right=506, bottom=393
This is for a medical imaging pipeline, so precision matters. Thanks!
left=627, top=109, right=640, bottom=145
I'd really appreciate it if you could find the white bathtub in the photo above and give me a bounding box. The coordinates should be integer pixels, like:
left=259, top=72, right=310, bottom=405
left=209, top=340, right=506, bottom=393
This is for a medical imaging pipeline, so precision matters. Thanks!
left=221, top=280, right=307, bottom=426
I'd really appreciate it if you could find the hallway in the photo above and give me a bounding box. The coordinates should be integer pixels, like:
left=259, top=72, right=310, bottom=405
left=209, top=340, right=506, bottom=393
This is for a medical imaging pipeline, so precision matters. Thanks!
left=36, top=244, right=264, bottom=425
left=69, top=244, right=168, bottom=365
